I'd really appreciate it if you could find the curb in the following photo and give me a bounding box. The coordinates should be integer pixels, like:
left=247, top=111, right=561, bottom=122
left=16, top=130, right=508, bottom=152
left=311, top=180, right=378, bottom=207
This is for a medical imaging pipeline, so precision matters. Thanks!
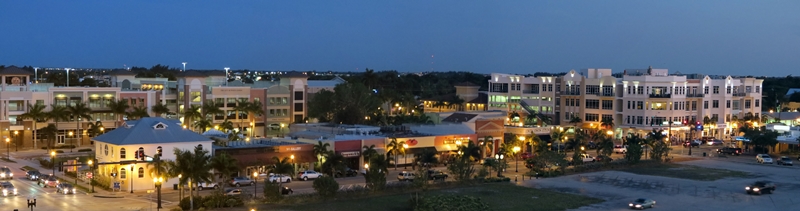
left=93, top=194, right=125, bottom=198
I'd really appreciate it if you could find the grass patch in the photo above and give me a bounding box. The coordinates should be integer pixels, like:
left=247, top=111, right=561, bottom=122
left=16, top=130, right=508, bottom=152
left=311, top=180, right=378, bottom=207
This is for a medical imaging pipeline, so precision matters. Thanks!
left=618, top=163, right=753, bottom=181
left=255, top=183, right=603, bottom=211
left=22, top=166, right=38, bottom=171
left=0, top=158, right=16, bottom=163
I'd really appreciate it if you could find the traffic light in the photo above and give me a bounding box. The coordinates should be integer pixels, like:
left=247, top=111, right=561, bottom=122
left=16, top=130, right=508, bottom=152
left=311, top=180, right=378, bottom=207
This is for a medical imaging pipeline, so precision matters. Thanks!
left=135, top=151, right=139, bottom=159
left=139, top=151, right=145, bottom=161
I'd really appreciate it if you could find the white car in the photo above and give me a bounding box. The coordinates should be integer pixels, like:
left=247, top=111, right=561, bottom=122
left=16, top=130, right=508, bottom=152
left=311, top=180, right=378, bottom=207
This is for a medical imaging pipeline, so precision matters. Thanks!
left=613, top=145, right=627, bottom=154
left=196, top=182, right=219, bottom=190
left=757, top=154, right=773, bottom=164
left=397, top=171, right=416, bottom=181
left=297, top=170, right=323, bottom=181
left=268, top=174, right=292, bottom=183
left=578, top=154, right=595, bottom=163
left=224, top=188, right=242, bottom=196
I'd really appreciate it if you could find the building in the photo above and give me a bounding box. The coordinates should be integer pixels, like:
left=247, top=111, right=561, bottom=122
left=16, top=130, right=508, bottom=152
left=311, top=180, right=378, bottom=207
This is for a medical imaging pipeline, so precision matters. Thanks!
left=488, top=67, right=764, bottom=140
left=92, top=117, right=213, bottom=192
left=421, top=82, right=488, bottom=113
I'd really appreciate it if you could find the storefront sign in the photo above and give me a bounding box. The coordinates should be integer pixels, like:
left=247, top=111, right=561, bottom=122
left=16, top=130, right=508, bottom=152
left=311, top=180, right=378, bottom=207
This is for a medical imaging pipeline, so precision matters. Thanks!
left=340, top=151, right=361, bottom=158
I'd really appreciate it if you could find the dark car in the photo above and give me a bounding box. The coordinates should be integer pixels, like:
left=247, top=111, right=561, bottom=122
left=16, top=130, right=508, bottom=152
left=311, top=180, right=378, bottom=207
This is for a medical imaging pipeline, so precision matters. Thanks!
left=426, top=170, right=448, bottom=180
left=0, top=167, right=12, bottom=180
left=777, top=156, right=793, bottom=166
left=37, top=174, right=52, bottom=186
left=682, top=141, right=700, bottom=148
left=595, top=155, right=614, bottom=162
left=281, top=186, right=293, bottom=195
left=716, top=147, right=742, bottom=155
left=26, top=170, right=41, bottom=181
left=334, top=167, right=358, bottom=178
left=746, top=181, right=776, bottom=195
left=56, top=183, right=76, bottom=194
left=628, top=198, right=656, bottom=209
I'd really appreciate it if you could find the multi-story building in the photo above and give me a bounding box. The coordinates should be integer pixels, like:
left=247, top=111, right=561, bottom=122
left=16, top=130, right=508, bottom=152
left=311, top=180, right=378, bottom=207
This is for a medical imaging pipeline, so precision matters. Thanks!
left=489, top=67, right=763, bottom=140
left=0, top=66, right=343, bottom=149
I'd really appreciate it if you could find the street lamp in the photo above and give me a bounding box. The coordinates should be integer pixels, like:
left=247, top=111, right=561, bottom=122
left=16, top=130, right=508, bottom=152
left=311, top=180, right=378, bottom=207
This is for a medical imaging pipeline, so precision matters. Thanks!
left=182, top=62, right=187, bottom=72
left=88, top=160, right=94, bottom=193
left=50, top=151, right=56, bottom=176
left=252, top=172, right=258, bottom=198
left=495, top=153, right=504, bottom=177
left=280, top=123, right=285, bottom=137
left=4, top=138, right=9, bottom=160
left=290, top=154, right=295, bottom=172
left=178, top=174, right=183, bottom=200
left=130, top=164, right=134, bottom=193
left=403, top=143, right=409, bottom=169
left=68, top=131, right=74, bottom=152
left=512, top=146, right=520, bottom=172
left=154, top=177, right=163, bottom=210
left=34, top=67, right=39, bottom=83
left=224, top=67, right=230, bottom=86
left=13, top=130, right=18, bottom=152
left=65, top=68, right=71, bottom=87
left=100, top=127, right=104, bottom=134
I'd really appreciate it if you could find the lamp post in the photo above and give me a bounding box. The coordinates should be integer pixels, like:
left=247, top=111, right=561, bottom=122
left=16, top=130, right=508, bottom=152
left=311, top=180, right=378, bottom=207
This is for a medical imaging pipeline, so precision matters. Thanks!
left=252, top=172, right=258, bottom=198
left=494, top=153, right=504, bottom=177
left=65, top=68, right=71, bottom=87
left=5, top=138, right=9, bottom=160
left=14, top=130, right=18, bottom=152
left=403, top=143, right=408, bottom=169
left=34, top=67, right=39, bottom=83
left=224, top=67, right=230, bottom=86
left=290, top=154, right=295, bottom=172
left=100, top=127, right=104, bottom=135
left=512, top=146, right=520, bottom=172
left=178, top=174, right=183, bottom=200
left=68, top=131, right=74, bottom=152
left=130, top=164, right=134, bottom=193
left=154, top=177, right=163, bottom=210
left=182, top=62, right=187, bottom=72
left=88, top=160, right=94, bottom=193
left=280, top=123, right=285, bottom=137
left=50, top=151, right=56, bottom=176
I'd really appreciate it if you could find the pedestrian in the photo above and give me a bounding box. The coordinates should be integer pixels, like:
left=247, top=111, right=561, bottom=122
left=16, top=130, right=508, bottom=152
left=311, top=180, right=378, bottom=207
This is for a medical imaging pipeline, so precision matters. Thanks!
left=535, top=172, right=540, bottom=179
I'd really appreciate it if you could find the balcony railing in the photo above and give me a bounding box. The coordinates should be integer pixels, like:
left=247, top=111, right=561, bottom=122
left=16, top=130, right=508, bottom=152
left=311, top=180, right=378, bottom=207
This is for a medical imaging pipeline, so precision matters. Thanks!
left=686, top=93, right=704, bottom=97
left=732, top=93, right=746, bottom=97
left=649, top=94, right=671, bottom=98
left=597, top=92, right=614, bottom=97
left=522, top=90, right=540, bottom=94
left=562, top=91, right=581, bottom=96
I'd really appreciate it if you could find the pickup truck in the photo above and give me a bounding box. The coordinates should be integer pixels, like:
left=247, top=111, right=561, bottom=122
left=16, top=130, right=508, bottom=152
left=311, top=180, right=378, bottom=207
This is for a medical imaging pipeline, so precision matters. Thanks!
left=613, top=145, right=627, bottom=154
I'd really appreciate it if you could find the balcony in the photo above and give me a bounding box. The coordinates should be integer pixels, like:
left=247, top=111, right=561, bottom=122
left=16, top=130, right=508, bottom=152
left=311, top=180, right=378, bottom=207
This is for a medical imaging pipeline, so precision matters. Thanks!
left=649, top=94, right=671, bottom=98
left=522, top=90, right=540, bottom=94
left=562, top=91, right=581, bottom=96
left=686, top=93, right=704, bottom=98
left=732, top=93, right=746, bottom=97
left=597, top=92, right=614, bottom=97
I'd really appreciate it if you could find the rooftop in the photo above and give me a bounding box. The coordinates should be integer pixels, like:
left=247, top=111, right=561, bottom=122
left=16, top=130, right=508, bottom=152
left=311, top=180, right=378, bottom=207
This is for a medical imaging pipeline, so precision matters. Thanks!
left=93, top=117, right=211, bottom=145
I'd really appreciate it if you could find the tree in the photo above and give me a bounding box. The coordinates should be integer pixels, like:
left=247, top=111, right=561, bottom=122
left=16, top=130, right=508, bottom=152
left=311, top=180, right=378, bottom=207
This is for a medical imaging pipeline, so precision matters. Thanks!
left=233, top=99, right=251, bottom=132
left=40, top=124, right=58, bottom=151
left=246, top=100, right=265, bottom=136
left=313, top=141, right=331, bottom=168
left=433, top=101, right=447, bottom=113
left=596, top=136, right=614, bottom=163
left=459, top=140, right=482, bottom=162
left=86, top=121, right=104, bottom=138
left=173, top=146, right=213, bottom=210
left=312, top=175, right=339, bottom=198
left=321, top=151, right=345, bottom=177
left=387, top=137, right=406, bottom=170
left=624, top=134, right=644, bottom=164
left=415, top=148, right=438, bottom=169
left=108, top=99, right=130, bottom=127
left=550, top=128, right=567, bottom=153
left=307, top=89, right=336, bottom=122
left=446, top=149, right=475, bottom=182
left=600, top=117, right=614, bottom=130
left=68, top=101, right=93, bottom=148
left=47, top=104, right=70, bottom=149
left=569, top=116, right=583, bottom=128
left=307, top=82, right=381, bottom=124
left=210, top=152, right=239, bottom=190
left=480, top=136, right=494, bottom=160
left=647, top=129, right=669, bottom=162
left=364, top=154, right=388, bottom=191
left=183, top=105, right=202, bottom=131
left=126, top=106, right=150, bottom=120
left=193, top=119, right=213, bottom=133
left=19, top=104, right=50, bottom=149
left=451, top=96, right=465, bottom=111
left=152, top=102, right=170, bottom=118
left=362, top=144, right=378, bottom=162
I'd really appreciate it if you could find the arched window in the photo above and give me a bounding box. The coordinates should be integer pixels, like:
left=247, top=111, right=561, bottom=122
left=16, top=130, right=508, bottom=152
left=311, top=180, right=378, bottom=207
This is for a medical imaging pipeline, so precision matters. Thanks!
left=104, top=145, right=109, bottom=156
left=120, top=148, right=126, bottom=159
left=138, top=167, right=145, bottom=178
left=120, top=168, right=127, bottom=179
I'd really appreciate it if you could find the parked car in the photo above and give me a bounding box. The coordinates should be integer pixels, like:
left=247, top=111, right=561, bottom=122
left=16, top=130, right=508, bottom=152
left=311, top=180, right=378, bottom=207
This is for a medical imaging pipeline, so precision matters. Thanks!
left=716, top=147, right=742, bottom=155
left=682, top=140, right=700, bottom=148
left=26, top=170, right=41, bottom=181
left=614, top=145, right=628, bottom=154
left=267, top=174, right=292, bottom=183
left=521, top=152, right=532, bottom=160
left=397, top=171, right=416, bottom=181
left=707, top=140, right=724, bottom=146
left=334, top=167, right=358, bottom=178
left=0, top=167, right=12, bottom=180
left=756, top=154, right=773, bottom=164
left=56, top=183, right=76, bottom=194
left=594, top=155, right=613, bottom=162
left=0, top=182, right=17, bottom=197
left=777, top=156, right=793, bottom=166
left=281, top=186, right=294, bottom=195
left=224, top=188, right=242, bottom=196
left=196, top=182, right=219, bottom=190
left=587, top=142, right=598, bottom=149
left=297, top=170, right=323, bottom=181
left=229, top=177, right=254, bottom=187
left=426, top=170, right=448, bottom=180
left=628, top=198, right=656, bottom=209
left=746, top=181, right=776, bottom=195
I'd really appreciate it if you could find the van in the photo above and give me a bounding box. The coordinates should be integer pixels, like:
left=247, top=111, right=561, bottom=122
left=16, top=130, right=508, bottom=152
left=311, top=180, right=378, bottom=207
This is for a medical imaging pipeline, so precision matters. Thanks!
left=397, top=171, right=415, bottom=181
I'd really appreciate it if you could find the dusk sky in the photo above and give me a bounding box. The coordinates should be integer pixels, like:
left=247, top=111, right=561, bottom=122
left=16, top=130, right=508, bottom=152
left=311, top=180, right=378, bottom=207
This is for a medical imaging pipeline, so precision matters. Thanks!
left=2, top=1, right=799, bottom=76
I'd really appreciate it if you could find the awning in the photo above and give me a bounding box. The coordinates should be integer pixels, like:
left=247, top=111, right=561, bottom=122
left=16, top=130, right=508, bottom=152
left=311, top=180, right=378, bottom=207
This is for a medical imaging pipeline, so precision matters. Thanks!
left=408, top=147, right=438, bottom=154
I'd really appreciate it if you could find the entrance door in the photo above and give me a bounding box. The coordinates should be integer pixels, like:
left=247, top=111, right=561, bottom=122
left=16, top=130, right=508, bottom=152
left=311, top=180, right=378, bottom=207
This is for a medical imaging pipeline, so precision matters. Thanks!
left=57, top=135, right=65, bottom=144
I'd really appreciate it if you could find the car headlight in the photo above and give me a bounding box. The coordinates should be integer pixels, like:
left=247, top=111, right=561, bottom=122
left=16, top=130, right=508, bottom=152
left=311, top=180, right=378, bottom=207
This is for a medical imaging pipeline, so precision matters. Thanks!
left=8, top=173, right=12, bottom=177
left=753, top=188, right=760, bottom=191
left=0, top=173, right=5, bottom=177
left=72, top=188, right=76, bottom=192
left=635, top=205, right=642, bottom=207
left=745, top=187, right=750, bottom=190
left=629, top=203, right=633, bottom=207
left=13, top=189, right=17, bottom=194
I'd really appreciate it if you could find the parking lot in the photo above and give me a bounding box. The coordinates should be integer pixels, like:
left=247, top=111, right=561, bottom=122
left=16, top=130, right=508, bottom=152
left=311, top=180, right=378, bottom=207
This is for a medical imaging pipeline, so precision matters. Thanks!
left=518, top=156, right=800, bottom=211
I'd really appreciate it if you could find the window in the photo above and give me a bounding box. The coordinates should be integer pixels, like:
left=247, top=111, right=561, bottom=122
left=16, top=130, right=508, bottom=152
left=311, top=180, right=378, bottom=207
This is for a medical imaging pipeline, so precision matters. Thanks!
left=120, top=168, right=126, bottom=179
left=120, top=148, right=126, bottom=159
left=636, top=116, right=643, bottom=125
left=585, top=85, right=600, bottom=95
left=746, top=86, right=752, bottom=93
left=726, top=86, right=731, bottom=94
left=601, top=100, right=613, bottom=110
left=755, top=99, right=760, bottom=107
left=692, top=101, right=697, bottom=110
left=36, top=100, right=44, bottom=106
left=138, top=167, right=145, bottom=178
left=585, top=113, right=599, bottom=122
left=704, top=86, right=709, bottom=94
left=712, top=100, right=719, bottom=108
left=294, top=91, right=304, bottom=101
left=712, top=114, right=719, bottom=122
left=637, top=86, right=644, bottom=94
left=713, top=86, right=719, bottom=94
left=726, top=100, right=731, bottom=108
left=191, top=91, right=201, bottom=102
left=756, top=86, right=760, bottom=93
left=636, top=101, right=643, bottom=110
left=602, top=114, right=613, bottom=122
left=294, top=103, right=303, bottom=112
left=585, top=100, right=599, bottom=109
left=627, top=101, right=631, bottom=109
left=745, top=100, right=751, bottom=109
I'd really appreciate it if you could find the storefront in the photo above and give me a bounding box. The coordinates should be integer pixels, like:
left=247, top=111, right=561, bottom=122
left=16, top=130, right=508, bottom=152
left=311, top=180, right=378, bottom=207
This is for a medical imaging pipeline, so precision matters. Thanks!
left=215, top=143, right=315, bottom=176
left=334, top=140, right=363, bottom=169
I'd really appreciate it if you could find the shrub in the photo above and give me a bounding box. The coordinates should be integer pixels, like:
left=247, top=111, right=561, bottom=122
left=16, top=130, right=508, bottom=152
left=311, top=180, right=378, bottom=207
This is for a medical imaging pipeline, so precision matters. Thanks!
left=65, top=171, right=77, bottom=178
left=179, top=196, right=205, bottom=210
left=312, top=176, right=339, bottom=198
left=38, top=158, right=53, bottom=168
left=56, top=150, right=65, bottom=153
left=263, top=181, right=284, bottom=202
left=411, top=194, right=490, bottom=211
left=170, top=208, right=183, bottom=211
left=78, top=148, right=92, bottom=152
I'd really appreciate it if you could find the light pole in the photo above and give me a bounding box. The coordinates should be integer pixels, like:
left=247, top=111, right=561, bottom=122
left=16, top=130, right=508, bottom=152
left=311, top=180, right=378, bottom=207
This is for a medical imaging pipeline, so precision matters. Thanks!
left=512, top=146, right=520, bottom=172
left=154, top=177, right=163, bottom=210
left=65, top=68, right=71, bottom=87
left=5, top=138, right=9, bottom=160
left=178, top=174, right=183, bottom=200
left=182, top=62, right=187, bottom=72
left=290, top=154, right=295, bottom=172
left=280, top=123, right=285, bottom=137
left=252, top=172, right=258, bottom=198
left=14, top=130, right=18, bottom=151
left=88, top=160, right=94, bottom=193
left=403, top=143, right=408, bottom=169
left=224, top=67, right=230, bottom=86
left=100, top=127, right=104, bottom=134
left=50, top=151, right=56, bottom=176
left=68, top=131, right=74, bottom=152
left=494, top=153, right=504, bottom=177
left=130, top=164, right=134, bottom=193
left=34, top=67, right=39, bottom=83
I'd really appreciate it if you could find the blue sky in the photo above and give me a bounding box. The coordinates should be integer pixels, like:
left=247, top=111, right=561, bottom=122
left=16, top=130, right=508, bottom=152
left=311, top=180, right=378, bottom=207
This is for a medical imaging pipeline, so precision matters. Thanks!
left=1, top=1, right=799, bottom=76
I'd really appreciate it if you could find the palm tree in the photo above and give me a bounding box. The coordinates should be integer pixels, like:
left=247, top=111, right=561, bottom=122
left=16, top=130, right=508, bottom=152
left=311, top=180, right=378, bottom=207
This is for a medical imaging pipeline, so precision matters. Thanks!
left=457, top=140, right=482, bottom=162
left=526, top=134, right=543, bottom=155
left=596, top=136, right=614, bottom=162
left=40, top=124, right=58, bottom=150
left=451, top=96, right=465, bottom=111
left=386, top=137, right=406, bottom=170
left=415, top=148, right=438, bottom=169
left=173, top=146, right=213, bottom=210
left=202, top=102, right=223, bottom=121
left=220, top=120, right=234, bottom=133
left=551, top=127, right=567, bottom=153
left=68, top=102, right=93, bottom=148
left=193, top=119, right=213, bottom=133
left=152, top=102, right=170, bottom=118
left=313, top=141, right=331, bottom=167
left=270, top=156, right=294, bottom=194
left=536, top=112, right=553, bottom=127
left=246, top=100, right=265, bottom=137
left=362, top=68, right=378, bottom=90
left=126, top=106, right=150, bottom=120
left=210, top=152, right=239, bottom=190
left=87, top=121, right=104, bottom=138
left=19, top=104, right=50, bottom=149
left=569, top=116, right=583, bottom=129
left=234, top=99, right=251, bottom=132
left=646, top=129, right=666, bottom=159
left=183, top=105, right=202, bottom=132
left=600, top=117, right=615, bottom=130
left=321, top=151, right=345, bottom=177
left=47, top=104, right=70, bottom=149
left=108, top=99, right=130, bottom=127
left=480, top=136, right=494, bottom=160
left=433, top=101, right=447, bottom=113
left=362, top=144, right=378, bottom=162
